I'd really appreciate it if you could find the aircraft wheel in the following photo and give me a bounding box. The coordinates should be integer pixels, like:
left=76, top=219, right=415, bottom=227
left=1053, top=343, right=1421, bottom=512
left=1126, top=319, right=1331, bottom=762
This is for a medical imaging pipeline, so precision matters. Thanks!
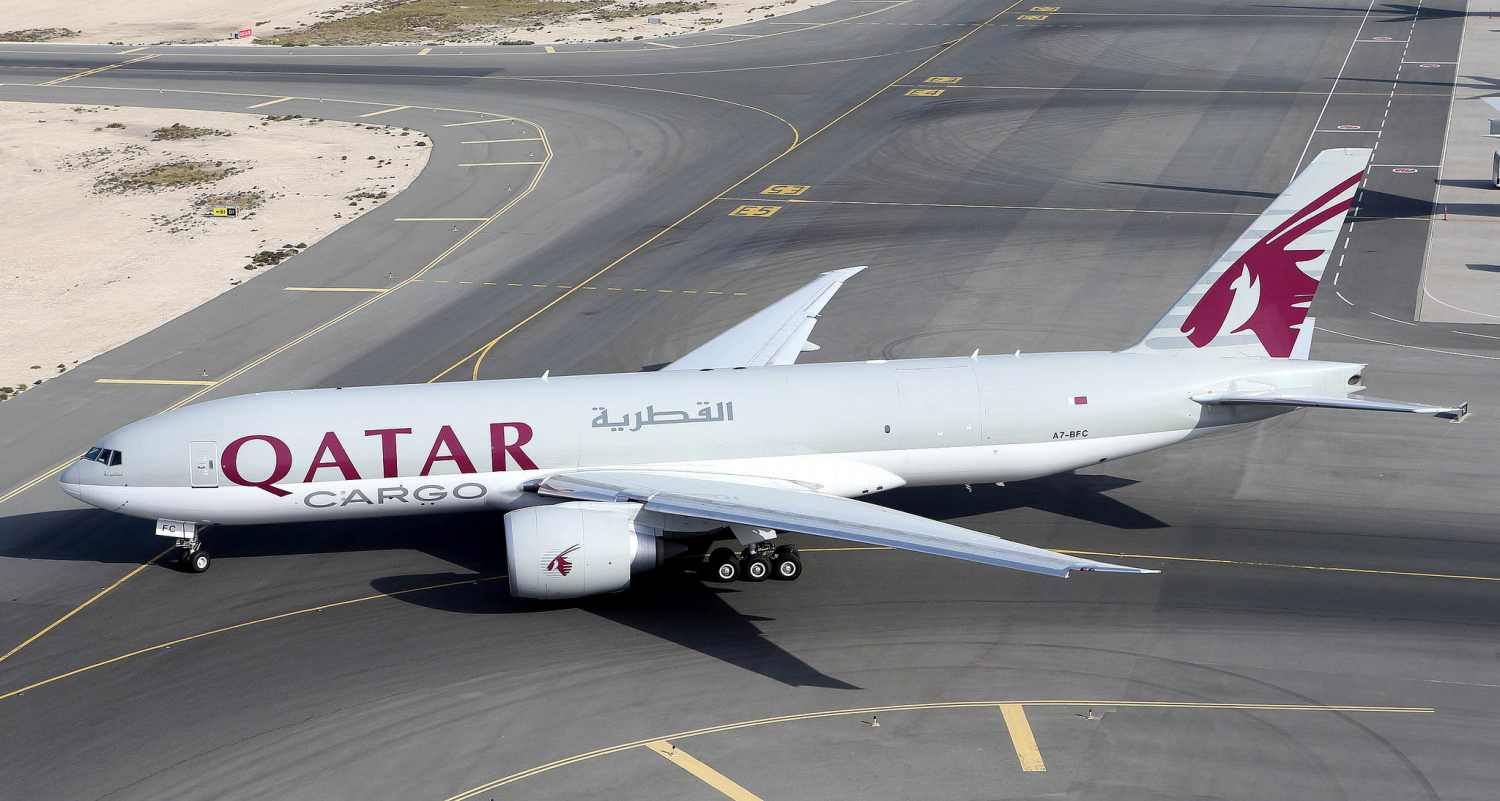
left=182, top=549, right=211, bottom=574
left=741, top=554, right=771, bottom=582
left=774, top=543, right=798, bottom=556
left=707, top=548, right=740, bottom=582
left=771, top=553, right=802, bottom=581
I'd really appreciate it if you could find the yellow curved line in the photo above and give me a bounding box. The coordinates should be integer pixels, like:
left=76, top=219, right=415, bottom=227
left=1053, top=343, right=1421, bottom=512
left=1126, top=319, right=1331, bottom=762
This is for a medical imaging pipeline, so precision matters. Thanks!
left=442, top=698, right=1432, bottom=799
left=0, top=547, right=172, bottom=664
left=0, top=575, right=506, bottom=703
left=436, top=0, right=1022, bottom=382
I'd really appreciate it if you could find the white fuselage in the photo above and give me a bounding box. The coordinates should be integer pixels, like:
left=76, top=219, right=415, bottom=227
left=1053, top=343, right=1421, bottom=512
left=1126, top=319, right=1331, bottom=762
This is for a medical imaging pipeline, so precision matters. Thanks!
left=60, top=351, right=1363, bottom=526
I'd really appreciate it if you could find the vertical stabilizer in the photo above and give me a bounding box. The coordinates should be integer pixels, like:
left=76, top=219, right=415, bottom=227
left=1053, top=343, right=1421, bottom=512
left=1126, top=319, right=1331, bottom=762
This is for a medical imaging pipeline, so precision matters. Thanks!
left=1126, top=148, right=1371, bottom=358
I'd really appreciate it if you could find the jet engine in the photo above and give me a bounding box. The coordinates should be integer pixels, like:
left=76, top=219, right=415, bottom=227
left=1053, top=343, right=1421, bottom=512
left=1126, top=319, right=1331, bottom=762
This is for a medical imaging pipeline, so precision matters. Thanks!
left=505, top=501, right=674, bottom=599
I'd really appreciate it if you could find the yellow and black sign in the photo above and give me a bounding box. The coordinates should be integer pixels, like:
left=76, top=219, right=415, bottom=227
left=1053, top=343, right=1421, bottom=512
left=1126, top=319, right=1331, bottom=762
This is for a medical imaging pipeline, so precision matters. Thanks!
left=1031, top=6, right=1060, bottom=11
left=761, top=185, right=809, bottom=196
left=924, top=77, right=962, bottom=84
left=1018, top=14, right=1049, bottom=20
left=729, top=205, right=780, bottom=217
left=211, top=207, right=238, bottom=217
left=906, top=88, right=944, bottom=97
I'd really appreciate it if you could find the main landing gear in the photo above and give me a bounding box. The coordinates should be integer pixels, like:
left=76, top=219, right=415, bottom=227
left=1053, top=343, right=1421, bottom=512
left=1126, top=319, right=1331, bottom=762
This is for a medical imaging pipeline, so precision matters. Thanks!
left=707, top=543, right=802, bottom=583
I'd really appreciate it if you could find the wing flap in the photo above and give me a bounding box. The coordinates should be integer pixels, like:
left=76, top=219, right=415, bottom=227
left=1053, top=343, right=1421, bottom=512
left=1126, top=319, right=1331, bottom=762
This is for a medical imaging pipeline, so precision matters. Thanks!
left=665, top=267, right=865, bottom=371
left=533, top=470, right=1157, bottom=577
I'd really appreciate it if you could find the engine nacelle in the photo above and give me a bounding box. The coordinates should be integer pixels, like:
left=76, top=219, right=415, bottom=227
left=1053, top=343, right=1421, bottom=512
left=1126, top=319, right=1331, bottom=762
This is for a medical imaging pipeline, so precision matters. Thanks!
left=505, top=501, right=669, bottom=599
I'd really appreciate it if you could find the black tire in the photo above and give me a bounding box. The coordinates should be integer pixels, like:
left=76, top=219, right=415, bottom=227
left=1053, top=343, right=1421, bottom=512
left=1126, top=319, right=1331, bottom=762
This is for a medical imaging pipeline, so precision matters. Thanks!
left=707, top=548, right=740, bottom=582
left=184, top=549, right=211, bottom=574
left=771, top=553, right=803, bottom=581
left=774, top=543, right=798, bottom=556
left=741, top=555, right=771, bottom=582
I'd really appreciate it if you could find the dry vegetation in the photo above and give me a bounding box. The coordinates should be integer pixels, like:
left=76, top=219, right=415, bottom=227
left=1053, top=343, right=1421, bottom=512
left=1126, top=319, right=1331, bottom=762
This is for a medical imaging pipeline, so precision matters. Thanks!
left=0, top=28, right=77, bottom=42
left=150, top=123, right=232, bottom=141
left=95, top=161, right=241, bottom=193
left=263, top=0, right=712, bottom=45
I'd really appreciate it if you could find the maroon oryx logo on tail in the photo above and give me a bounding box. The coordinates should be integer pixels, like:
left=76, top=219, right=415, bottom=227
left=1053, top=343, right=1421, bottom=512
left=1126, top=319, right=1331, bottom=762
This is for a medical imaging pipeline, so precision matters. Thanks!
left=1180, top=170, right=1362, bottom=357
left=547, top=544, right=581, bottom=576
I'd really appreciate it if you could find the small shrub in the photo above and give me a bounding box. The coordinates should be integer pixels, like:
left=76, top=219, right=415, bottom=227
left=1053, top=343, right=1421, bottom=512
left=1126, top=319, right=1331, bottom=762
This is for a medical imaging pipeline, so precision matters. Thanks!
left=97, top=161, right=239, bottom=193
left=151, top=123, right=230, bottom=141
left=104, top=122, right=125, bottom=129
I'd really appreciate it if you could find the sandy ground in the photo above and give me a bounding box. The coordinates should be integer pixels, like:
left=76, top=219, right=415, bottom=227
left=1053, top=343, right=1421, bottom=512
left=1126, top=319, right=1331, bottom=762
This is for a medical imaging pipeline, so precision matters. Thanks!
left=1, top=0, right=835, bottom=47
left=0, top=102, right=429, bottom=395
left=1, top=1, right=340, bottom=45
left=456, top=0, right=828, bottom=46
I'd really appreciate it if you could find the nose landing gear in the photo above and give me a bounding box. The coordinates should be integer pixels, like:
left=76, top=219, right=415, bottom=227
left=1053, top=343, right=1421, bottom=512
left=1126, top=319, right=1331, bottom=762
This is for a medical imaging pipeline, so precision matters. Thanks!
left=177, top=544, right=211, bottom=573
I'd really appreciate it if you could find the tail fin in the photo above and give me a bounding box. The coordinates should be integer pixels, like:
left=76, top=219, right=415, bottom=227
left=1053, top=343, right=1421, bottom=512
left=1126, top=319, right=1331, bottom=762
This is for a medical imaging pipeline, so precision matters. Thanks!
left=1126, top=148, right=1371, bottom=358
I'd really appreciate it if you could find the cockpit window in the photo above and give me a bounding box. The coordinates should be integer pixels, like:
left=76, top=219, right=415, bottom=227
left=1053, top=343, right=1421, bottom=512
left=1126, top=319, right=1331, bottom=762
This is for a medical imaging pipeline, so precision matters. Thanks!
left=80, top=448, right=122, bottom=466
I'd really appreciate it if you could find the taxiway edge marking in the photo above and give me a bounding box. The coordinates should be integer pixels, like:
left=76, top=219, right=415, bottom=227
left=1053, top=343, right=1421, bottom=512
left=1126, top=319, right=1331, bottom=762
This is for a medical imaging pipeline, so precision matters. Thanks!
left=998, top=704, right=1046, bottom=771
left=646, top=741, right=764, bottom=800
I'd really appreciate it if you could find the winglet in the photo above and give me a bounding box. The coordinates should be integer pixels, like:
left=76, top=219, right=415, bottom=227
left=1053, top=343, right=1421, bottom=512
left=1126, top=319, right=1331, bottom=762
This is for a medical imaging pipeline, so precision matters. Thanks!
left=665, top=267, right=866, bottom=371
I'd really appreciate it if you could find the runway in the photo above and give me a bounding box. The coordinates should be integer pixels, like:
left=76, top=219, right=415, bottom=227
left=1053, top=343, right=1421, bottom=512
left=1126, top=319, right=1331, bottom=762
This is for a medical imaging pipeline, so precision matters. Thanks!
left=2, top=0, right=1498, bottom=798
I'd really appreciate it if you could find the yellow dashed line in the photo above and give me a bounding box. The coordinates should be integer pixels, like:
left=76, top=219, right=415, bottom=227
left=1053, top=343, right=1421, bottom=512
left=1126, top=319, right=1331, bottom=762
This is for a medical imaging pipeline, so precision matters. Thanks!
left=246, top=96, right=294, bottom=109
left=418, top=47, right=432, bottom=55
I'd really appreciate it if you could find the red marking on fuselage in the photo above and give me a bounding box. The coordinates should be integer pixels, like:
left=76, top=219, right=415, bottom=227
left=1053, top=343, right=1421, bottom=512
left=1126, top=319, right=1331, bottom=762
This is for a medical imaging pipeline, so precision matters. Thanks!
left=1180, top=170, right=1362, bottom=357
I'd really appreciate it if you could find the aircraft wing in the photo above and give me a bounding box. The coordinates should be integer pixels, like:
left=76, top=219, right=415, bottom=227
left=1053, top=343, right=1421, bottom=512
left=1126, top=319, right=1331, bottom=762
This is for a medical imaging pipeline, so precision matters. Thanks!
left=530, top=470, right=1158, bottom=577
left=664, top=267, right=866, bottom=371
left=1192, top=392, right=1468, bottom=419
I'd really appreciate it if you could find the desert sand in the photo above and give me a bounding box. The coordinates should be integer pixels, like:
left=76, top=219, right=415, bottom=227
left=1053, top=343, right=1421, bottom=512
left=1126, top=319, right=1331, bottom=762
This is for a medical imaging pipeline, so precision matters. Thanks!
left=0, top=102, right=429, bottom=395
left=1, top=0, right=833, bottom=47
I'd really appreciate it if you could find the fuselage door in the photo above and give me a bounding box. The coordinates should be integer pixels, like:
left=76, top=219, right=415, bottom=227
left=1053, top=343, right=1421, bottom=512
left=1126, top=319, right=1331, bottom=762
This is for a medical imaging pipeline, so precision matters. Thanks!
left=190, top=441, right=219, bottom=488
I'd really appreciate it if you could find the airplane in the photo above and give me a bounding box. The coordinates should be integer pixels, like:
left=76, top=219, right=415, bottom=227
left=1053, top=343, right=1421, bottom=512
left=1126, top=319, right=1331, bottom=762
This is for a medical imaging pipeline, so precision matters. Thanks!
left=59, top=147, right=1466, bottom=597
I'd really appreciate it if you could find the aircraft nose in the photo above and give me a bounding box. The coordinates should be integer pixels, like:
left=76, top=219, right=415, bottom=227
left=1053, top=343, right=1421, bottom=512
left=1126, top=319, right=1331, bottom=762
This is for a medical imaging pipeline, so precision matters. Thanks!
left=58, top=461, right=85, bottom=499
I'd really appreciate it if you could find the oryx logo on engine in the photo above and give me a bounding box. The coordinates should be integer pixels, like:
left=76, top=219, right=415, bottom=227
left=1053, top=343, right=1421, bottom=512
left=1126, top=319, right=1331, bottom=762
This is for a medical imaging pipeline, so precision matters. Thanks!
left=545, top=544, right=581, bottom=576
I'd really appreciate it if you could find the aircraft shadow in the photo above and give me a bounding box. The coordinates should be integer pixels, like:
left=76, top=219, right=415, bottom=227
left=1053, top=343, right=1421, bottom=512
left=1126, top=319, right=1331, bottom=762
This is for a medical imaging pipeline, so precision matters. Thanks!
left=870, top=472, right=1168, bottom=530
left=1254, top=3, right=1467, bottom=22
left=0, top=508, right=856, bottom=689
left=1105, top=180, right=1279, bottom=200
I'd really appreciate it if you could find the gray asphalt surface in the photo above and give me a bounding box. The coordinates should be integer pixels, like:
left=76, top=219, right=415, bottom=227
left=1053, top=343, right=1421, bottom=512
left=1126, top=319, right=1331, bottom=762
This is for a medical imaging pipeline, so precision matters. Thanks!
left=3, top=1, right=1498, bottom=799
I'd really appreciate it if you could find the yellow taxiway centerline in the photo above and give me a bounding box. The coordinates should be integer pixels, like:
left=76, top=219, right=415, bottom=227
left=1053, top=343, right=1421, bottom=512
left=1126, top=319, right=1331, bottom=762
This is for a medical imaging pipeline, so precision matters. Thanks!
left=443, top=699, right=1432, bottom=799
left=647, top=741, right=763, bottom=800
left=0, top=547, right=172, bottom=665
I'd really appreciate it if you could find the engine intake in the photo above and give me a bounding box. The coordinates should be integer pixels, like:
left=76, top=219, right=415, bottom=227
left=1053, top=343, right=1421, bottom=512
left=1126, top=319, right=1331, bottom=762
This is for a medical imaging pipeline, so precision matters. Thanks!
left=505, top=501, right=671, bottom=599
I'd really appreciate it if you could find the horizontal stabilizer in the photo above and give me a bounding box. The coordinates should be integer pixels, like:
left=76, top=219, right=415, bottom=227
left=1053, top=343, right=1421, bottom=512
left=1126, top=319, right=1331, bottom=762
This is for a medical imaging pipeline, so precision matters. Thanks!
left=531, top=470, right=1158, bottom=578
left=1192, top=392, right=1468, bottom=420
